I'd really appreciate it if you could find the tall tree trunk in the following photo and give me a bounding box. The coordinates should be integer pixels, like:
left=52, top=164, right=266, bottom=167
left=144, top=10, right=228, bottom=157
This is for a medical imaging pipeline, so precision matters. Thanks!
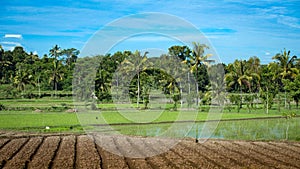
left=285, top=90, right=287, bottom=109
left=195, top=68, right=199, bottom=107
left=180, top=82, right=183, bottom=108
left=116, top=73, right=119, bottom=102
left=55, top=81, right=57, bottom=98
left=38, top=76, right=41, bottom=97
left=266, top=87, right=269, bottom=114
left=188, top=72, right=190, bottom=94
left=137, top=72, right=140, bottom=108
left=239, top=87, right=243, bottom=109
left=277, top=92, right=280, bottom=112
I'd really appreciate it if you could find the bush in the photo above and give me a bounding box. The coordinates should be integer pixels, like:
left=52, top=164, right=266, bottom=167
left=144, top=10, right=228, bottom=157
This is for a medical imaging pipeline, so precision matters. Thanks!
left=0, top=103, right=5, bottom=111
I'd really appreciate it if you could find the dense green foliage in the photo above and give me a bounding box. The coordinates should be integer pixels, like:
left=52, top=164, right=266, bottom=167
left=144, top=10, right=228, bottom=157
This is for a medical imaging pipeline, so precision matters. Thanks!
left=0, top=45, right=79, bottom=98
left=1, top=44, right=300, bottom=112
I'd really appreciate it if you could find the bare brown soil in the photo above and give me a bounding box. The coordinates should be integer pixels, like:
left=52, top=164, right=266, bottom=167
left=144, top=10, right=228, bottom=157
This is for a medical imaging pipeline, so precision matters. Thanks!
left=0, top=132, right=299, bottom=169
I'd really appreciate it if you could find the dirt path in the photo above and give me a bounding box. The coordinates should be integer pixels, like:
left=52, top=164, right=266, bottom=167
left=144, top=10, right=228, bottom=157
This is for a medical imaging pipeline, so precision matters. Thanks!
left=0, top=133, right=299, bottom=169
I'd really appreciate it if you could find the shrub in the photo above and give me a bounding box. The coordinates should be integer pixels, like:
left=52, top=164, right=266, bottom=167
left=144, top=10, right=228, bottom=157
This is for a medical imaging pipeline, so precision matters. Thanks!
left=0, top=103, right=5, bottom=111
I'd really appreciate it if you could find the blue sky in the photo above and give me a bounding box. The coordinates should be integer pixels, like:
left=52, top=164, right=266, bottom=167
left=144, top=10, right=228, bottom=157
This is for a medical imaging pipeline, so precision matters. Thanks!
left=0, top=0, right=300, bottom=64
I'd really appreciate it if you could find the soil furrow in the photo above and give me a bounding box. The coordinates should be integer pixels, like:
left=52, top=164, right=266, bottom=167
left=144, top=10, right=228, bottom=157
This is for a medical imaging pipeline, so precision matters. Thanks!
left=268, top=142, right=300, bottom=156
left=96, top=146, right=130, bottom=169
left=76, top=135, right=101, bottom=169
left=136, top=138, right=177, bottom=169
left=219, top=141, right=279, bottom=168
left=125, top=137, right=154, bottom=169
left=92, top=136, right=104, bottom=169
left=51, top=135, right=76, bottom=169
left=156, top=140, right=217, bottom=169
left=0, top=159, right=6, bottom=168
left=153, top=150, right=191, bottom=169
left=258, top=142, right=300, bottom=160
left=0, top=138, right=10, bottom=149
left=179, top=141, right=227, bottom=169
left=28, top=136, right=45, bottom=161
left=113, top=136, right=133, bottom=168
left=214, top=141, right=273, bottom=169
left=48, top=136, right=62, bottom=169
left=284, top=142, right=300, bottom=151
left=252, top=142, right=300, bottom=167
left=73, top=135, right=77, bottom=169
left=247, top=142, right=300, bottom=168
left=113, top=135, right=147, bottom=169
left=94, top=135, right=129, bottom=169
left=203, top=141, right=253, bottom=168
left=0, top=137, right=28, bottom=166
left=142, top=139, right=179, bottom=169
left=293, top=143, right=300, bottom=148
left=0, top=133, right=299, bottom=168
left=3, top=137, right=43, bottom=169
left=24, top=136, right=45, bottom=169
left=28, top=136, right=60, bottom=169
left=233, top=141, right=298, bottom=169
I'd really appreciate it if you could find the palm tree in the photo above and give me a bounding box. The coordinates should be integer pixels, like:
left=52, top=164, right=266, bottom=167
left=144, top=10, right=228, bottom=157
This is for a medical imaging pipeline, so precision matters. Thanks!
left=271, top=49, right=298, bottom=108
left=49, top=45, right=63, bottom=97
left=121, top=50, right=149, bottom=108
left=95, top=66, right=111, bottom=101
left=207, top=64, right=226, bottom=106
left=49, top=45, right=62, bottom=60
left=225, top=60, right=252, bottom=92
left=225, top=60, right=253, bottom=109
left=13, top=63, right=34, bottom=96
left=272, top=49, right=298, bottom=80
left=49, top=60, right=64, bottom=97
left=0, top=45, right=12, bottom=83
left=62, top=48, right=79, bottom=69
left=189, top=42, right=212, bottom=106
left=246, top=56, right=261, bottom=92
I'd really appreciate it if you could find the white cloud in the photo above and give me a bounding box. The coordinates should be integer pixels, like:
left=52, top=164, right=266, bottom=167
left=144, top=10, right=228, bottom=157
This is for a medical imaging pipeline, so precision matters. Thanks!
left=277, top=15, right=300, bottom=29
left=4, top=34, right=22, bottom=39
left=1, top=41, right=21, bottom=46
left=1, top=46, right=16, bottom=51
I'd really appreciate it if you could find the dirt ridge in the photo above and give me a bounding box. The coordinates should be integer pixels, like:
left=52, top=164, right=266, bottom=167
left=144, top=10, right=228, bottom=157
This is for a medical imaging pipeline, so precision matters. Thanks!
left=0, top=133, right=299, bottom=168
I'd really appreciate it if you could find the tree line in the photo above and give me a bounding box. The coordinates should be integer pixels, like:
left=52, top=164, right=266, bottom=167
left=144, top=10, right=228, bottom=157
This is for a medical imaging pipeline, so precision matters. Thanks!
left=0, top=45, right=79, bottom=97
left=1, top=43, right=299, bottom=112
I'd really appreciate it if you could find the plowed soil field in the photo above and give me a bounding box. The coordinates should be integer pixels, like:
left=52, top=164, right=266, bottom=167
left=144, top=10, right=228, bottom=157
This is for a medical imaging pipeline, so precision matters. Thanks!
left=0, top=132, right=299, bottom=169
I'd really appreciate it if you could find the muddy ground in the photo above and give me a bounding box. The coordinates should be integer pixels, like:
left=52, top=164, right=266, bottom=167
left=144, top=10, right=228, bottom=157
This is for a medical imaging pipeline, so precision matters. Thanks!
left=0, top=132, right=299, bottom=169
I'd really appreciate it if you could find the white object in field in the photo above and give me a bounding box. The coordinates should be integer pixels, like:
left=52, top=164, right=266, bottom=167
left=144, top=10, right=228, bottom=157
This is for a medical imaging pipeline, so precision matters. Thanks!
left=91, top=92, right=98, bottom=100
left=45, top=126, right=50, bottom=130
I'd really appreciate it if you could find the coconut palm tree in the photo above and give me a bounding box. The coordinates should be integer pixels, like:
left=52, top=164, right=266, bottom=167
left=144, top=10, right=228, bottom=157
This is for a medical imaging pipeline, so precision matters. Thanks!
left=225, top=60, right=253, bottom=109
left=225, top=59, right=252, bottom=92
left=121, top=50, right=149, bottom=108
left=189, top=42, right=212, bottom=106
left=246, top=56, right=261, bottom=92
left=271, top=49, right=298, bottom=108
left=62, top=48, right=79, bottom=69
left=95, top=66, right=111, bottom=101
left=13, top=63, right=34, bottom=96
left=49, top=45, right=63, bottom=97
left=49, top=60, right=64, bottom=97
left=49, top=45, right=62, bottom=60
left=208, top=64, right=226, bottom=106
left=272, top=49, right=298, bottom=80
